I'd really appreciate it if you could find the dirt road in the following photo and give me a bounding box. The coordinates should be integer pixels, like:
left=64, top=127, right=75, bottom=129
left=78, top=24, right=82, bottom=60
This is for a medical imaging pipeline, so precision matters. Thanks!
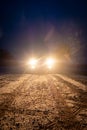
left=0, top=74, right=87, bottom=130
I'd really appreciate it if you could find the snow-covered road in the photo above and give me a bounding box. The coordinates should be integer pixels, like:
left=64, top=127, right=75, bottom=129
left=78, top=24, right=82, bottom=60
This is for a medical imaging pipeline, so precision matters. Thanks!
left=0, top=74, right=87, bottom=130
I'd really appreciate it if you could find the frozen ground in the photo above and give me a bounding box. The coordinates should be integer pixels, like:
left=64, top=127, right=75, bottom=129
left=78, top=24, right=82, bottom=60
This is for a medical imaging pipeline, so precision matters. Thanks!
left=0, top=74, right=87, bottom=130
left=63, top=74, right=87, bottom=85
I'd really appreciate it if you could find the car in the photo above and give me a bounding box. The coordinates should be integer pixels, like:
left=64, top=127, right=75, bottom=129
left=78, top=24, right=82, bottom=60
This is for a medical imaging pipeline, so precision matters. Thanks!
left=26, top=57, right=57, bottom=73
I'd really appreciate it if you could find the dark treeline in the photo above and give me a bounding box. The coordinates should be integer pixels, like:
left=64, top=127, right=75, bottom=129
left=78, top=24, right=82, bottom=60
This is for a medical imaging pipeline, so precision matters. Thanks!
left=0, top=49, right=17, bottom=66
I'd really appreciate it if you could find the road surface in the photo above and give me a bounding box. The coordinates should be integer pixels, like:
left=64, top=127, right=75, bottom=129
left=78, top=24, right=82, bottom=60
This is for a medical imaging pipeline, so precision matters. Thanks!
left=0, top=74, right=87, bottom=130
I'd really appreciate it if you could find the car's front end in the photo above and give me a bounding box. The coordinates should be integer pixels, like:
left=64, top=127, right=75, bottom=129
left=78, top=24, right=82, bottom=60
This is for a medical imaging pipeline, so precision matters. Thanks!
left=26, top=57, right=57, bottom=74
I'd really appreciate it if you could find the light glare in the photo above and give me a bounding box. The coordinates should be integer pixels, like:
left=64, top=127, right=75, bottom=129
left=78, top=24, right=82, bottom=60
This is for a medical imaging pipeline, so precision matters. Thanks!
left=28, top=58, right=37, bottom=65
left=46, top=58, right=55, bottom=66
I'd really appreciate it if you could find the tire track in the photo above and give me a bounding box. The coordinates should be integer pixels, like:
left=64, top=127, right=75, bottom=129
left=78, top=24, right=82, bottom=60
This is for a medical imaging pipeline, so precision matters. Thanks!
left=51, top=75, right=87, bottom=130
left=0, top=75, right=33, bottom=118
left=57, top=74, right=86, bottom=91
left=0, top=74, right=87, bottom=130
left=0, top=75, right=59, bottom=130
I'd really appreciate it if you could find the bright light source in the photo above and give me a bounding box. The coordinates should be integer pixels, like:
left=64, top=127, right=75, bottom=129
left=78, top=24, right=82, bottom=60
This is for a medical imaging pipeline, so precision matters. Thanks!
left=28, top=58, right=37, bottom=65
left=45, top=58, right=55, bottom=69
left=45, top=58, right=55, bottom=66
left=27, top=58, right=37, bottom=69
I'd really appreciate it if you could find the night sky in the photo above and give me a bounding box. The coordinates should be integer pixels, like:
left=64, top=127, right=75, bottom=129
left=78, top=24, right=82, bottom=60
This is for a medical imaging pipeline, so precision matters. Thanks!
left=0, top=0, right=87, bottom=63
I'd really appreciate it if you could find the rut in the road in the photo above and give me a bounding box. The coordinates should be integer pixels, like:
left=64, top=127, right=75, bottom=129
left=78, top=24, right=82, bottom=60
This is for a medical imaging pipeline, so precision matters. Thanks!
left=51, top=74, right=87, bottom=129
left=0, top=75, right=31, bottom=118
left=0, top=74, right=87, bottom=130
left=0, top=75, right=57, bottom=129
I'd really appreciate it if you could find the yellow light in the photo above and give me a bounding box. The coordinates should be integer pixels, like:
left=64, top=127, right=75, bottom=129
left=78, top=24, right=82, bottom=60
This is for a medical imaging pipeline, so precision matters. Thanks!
left=28, top=58, right=37, bottom=65
left=46, top=58, right=55, bottom=66
left=45, top=58, right=55, bottom=69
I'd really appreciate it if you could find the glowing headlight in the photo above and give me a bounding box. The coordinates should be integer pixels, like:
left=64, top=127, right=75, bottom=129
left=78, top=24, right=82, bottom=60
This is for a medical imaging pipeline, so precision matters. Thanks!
left=29, top=58, right=37, bottom=65
left=27, top=58, right=37, bottom=69
left=45, top=58, right=55, bottom=69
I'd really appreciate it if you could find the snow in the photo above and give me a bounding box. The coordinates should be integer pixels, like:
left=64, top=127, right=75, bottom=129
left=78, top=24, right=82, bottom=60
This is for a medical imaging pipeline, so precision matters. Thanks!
left=0, top=74, right=87, bottom=130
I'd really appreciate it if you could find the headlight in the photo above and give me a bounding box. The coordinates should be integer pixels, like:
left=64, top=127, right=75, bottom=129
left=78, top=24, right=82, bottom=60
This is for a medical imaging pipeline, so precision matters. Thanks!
left=45, top=58, right=55, bottom=69
left=27, top=58, right=37, bottom=69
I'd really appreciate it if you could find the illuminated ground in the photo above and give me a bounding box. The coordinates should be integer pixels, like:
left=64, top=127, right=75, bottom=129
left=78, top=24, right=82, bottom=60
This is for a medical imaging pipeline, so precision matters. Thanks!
left=0, top=74, right=87, bottom=130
